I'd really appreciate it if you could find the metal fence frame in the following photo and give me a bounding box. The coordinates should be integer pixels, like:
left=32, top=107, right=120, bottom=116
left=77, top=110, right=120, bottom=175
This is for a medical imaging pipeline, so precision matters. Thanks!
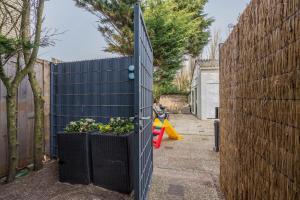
left=133, top=3, right=154, bottom=200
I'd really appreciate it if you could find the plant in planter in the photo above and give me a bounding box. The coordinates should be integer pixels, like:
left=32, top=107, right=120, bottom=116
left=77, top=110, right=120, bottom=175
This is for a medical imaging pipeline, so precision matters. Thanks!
left=64, top=118, right=99, bottom=133
left=90, top=118, right=135, bottom=193
left=98, top=118, right=134, bottom=135
left=58, top=119, right=98, bottom=185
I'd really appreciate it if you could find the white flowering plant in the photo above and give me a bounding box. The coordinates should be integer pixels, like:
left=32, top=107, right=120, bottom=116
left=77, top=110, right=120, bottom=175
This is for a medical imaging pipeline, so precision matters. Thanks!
left=98, top=117, right=134, bottom=135
left=64, top=119, right=99, bottom=133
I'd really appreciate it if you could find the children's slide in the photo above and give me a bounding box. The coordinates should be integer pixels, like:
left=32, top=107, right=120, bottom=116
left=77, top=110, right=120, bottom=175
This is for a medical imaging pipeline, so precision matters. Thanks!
left=153, top=118, right=183, bottom=140
left=153, top=118, right=163, bottom=128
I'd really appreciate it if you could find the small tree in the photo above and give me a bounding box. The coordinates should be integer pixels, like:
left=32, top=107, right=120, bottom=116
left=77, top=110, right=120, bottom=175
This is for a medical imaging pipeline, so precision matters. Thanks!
left=28, top=67, right=45, bottom=171
left=174, top=0, right=213, bottom=85
left=145, top=0, right=198, bottom=86
left=75, top=0, right=136, bottom=56
left=75, top=0, right=213, bottom=94
left=174, top=0, right=213, bottom=57
left=0, top=0, right=45, bottom=182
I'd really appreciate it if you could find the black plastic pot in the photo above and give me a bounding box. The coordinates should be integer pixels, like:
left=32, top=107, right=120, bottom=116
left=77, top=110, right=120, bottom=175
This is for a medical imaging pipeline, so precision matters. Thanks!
left=57, top=132, right=91, bottom=184
left=90, top=132, right=134, bottom=194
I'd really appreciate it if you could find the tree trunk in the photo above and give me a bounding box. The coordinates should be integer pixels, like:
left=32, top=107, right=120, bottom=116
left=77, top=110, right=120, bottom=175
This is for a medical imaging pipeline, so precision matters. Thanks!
left=190, top=57, right=196, bottom=80
left=6, top=88, right=18, bottom=183
left=28, top=71, right=44, bottom=171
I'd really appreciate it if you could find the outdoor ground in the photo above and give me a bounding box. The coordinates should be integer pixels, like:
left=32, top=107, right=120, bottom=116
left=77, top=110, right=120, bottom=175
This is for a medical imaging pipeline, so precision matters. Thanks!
left=0, top=114, right=223, bottom=200
left=149, top=114, right=223, bottom=200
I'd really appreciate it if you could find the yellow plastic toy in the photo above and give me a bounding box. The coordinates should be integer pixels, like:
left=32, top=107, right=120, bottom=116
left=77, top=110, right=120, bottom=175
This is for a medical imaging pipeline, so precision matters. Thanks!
left=153, top=118, right=163, bottom=128
left=153, top=118, right=183, bottom=140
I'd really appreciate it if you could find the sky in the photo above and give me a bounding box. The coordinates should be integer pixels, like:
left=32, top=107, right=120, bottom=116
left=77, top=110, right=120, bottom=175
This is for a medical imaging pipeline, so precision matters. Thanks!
left=205, top=0, right=250, bottom=40
left=39, top=0, right=250, bottom=61
left=201, top=0, right=250, bottom=57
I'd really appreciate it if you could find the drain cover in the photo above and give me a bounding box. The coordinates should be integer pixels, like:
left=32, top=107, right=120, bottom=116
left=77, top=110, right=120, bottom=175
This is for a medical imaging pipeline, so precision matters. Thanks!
left=165, top=146, right=174, bottom=149
left=167, top=184, right=185, bottom=197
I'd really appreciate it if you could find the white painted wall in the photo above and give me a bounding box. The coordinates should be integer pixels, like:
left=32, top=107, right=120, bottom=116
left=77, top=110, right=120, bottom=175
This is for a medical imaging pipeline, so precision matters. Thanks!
left=200, top=69, right=219, bottom=119
left=189, top=59, right=220, bottom=119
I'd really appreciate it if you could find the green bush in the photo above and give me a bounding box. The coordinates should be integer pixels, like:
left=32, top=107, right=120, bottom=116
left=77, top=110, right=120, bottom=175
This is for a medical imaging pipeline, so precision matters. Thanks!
left=98, top=118, right=134, bottom=135
left=154, top=84, right=189, bottom=101
left=64, top=119, right=98, bottom=133
left=64, top=118, right=134, bottom=135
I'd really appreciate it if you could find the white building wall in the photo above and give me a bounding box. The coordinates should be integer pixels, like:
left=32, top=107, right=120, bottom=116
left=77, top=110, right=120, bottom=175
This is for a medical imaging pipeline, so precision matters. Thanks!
left=200, top=69, right=219, bottom=119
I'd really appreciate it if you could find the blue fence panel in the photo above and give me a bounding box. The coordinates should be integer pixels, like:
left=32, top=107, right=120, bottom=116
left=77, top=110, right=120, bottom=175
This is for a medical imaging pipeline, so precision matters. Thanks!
left=50, top=57, right=134, bottom=157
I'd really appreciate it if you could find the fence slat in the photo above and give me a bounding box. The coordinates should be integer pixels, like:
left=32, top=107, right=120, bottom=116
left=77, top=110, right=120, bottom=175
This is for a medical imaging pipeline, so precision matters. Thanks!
left=50, top=57, right=134, bottom=157
left=0, top=59, right=51, bottom=177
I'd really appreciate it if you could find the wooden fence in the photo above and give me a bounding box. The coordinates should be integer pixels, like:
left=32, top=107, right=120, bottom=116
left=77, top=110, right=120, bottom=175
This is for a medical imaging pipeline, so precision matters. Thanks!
left=0, top=59, right=50, bottom=177
left=220, top=0, right=299, bottom=199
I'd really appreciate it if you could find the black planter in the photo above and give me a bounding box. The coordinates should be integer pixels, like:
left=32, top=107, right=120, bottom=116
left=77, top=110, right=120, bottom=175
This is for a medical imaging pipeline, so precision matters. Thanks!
left=90, top=132, right=134, bottom=194
left=57, top=132, right=91, bottom=184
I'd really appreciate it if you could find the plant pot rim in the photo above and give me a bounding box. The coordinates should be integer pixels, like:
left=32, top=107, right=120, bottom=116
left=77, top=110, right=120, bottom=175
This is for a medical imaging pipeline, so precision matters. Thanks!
left=91, top=131, right=134, bottom=137
left=58, top=131, right=96, bottom=135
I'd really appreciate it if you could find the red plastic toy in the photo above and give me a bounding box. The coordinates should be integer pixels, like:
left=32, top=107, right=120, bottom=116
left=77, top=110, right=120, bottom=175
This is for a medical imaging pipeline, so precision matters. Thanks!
left=152, top=126, right=165, bottom=149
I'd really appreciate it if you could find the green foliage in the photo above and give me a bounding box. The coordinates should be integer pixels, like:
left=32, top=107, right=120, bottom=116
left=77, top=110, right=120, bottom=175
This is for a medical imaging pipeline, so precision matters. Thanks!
left=146, top=0, right=213, bottom=87
left=174, top=0, right=214, bottom=57
left=98, top=117, right=134, bottom=135
left=75, top=0, right=212, bottom=94
left=154, top=84, right=189, bottom=101
left=75, top=0, right=135, bottom=56
left=64, top=118, right=134, bottom=135
left=145, top=0, right=193, bottom=86
left=0, top=34, right=36, bottom=56
left=64, top=118, right=99, bottom=133
left=0, top=34, right=18, bottom=55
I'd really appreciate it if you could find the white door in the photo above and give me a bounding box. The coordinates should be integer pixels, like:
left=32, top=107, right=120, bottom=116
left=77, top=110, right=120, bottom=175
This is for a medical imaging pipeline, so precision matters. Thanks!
left=201, top=71, right=219, bottom=119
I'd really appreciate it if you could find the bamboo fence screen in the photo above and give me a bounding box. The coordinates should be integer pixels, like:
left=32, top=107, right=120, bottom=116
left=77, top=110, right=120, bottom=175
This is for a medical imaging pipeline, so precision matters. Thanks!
left=220, top=0, right=299, bottom=199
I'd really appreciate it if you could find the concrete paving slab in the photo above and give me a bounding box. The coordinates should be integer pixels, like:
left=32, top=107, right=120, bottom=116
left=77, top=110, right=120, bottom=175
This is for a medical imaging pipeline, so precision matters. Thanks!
left=149, top=114, right=224, bottom=200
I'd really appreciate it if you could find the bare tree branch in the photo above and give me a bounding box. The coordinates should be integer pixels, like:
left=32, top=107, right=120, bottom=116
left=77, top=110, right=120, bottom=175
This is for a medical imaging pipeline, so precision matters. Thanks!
left=209, top=29, right=221, bottom=60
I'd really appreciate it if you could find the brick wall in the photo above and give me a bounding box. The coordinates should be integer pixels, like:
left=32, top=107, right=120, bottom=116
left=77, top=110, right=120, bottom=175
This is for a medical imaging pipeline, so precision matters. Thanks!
left=220, top=0, right=299, bottom=199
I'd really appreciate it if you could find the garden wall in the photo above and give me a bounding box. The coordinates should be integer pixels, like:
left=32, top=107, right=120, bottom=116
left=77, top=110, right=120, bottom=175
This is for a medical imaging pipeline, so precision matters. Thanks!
left=0, top=59, right=51, bottom=177
left=219, top=0, right=299, bottom=199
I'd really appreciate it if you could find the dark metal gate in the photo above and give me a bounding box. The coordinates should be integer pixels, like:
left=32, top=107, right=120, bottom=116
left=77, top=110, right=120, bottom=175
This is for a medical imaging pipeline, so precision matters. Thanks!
left=133, top=3, right=154, bottom=200
left=50, top=3, right=153, bottom=199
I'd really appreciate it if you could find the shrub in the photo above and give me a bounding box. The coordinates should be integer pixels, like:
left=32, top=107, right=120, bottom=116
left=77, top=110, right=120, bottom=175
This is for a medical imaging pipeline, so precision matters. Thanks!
left=173, top=69, right=191, bottom=93
left=154, top=84, right=189, bottom=101
left=64, top=119, right=98, bottom=133
left=98, top=118, right=134, bottom=135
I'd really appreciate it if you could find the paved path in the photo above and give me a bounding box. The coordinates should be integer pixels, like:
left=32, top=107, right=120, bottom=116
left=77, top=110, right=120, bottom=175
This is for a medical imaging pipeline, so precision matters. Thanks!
left=149, top=114, right=224, bottom=200
left=0, top=114, right=223, bottom=200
